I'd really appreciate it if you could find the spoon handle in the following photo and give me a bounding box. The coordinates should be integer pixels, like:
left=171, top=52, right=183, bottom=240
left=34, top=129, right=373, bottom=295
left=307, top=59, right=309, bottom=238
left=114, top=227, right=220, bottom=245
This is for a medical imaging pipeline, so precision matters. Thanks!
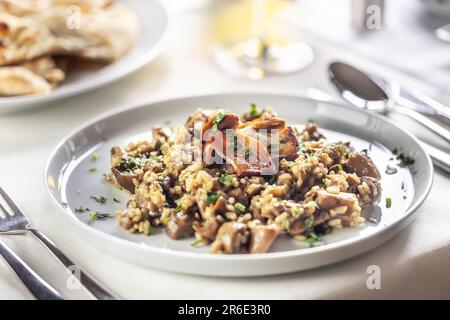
left=420, top=142, right=450, bottom=174
left=394, top=105, right=450, bottom=144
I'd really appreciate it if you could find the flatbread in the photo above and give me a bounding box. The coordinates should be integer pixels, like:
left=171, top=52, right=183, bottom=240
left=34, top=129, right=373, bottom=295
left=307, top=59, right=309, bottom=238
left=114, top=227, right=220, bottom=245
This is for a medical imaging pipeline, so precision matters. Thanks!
left=38, top=3, right=139, bottom=62
left=0, top=12, right=88, bottom=66
left=0, top=66, right=52, bottom=96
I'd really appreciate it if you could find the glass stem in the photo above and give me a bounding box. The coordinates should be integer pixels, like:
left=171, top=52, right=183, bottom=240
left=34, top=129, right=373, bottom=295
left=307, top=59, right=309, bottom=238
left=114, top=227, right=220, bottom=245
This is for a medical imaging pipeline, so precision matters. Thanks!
left=252, top=0, right=266, bottom=40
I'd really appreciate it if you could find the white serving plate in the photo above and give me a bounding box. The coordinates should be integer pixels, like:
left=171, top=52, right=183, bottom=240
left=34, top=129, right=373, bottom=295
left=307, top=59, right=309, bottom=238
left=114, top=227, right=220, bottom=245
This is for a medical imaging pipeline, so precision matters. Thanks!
left=0, top=0, right=168, bottom=113
left=44, top=93, right=433, bottom=276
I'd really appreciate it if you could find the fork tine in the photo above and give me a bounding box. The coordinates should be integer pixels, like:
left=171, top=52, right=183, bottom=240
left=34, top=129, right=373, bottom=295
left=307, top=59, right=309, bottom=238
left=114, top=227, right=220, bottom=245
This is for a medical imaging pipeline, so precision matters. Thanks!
left=0, top=186, right=21, bottom=215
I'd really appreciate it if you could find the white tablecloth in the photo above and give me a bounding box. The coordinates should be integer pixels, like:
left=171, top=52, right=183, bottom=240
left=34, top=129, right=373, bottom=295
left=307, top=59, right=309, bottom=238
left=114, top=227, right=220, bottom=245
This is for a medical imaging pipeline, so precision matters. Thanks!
left=0, top=1, right=449, bottom=299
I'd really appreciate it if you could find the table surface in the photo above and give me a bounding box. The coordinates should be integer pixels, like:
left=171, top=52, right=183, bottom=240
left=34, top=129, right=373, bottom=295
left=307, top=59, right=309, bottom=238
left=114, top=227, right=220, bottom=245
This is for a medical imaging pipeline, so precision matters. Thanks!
left=0, top=1, right=449, bottom=299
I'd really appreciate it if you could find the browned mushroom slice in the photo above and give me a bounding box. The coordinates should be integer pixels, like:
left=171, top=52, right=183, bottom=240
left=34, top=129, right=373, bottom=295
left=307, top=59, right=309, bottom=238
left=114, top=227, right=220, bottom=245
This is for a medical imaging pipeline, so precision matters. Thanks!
left=239, top=116, right=286, bottom=130
left=165, top=212, right=194, bottom=239
left=249, top=224, right=278, bottom=253
left=277, top=127, right=298, bottom=160
left=202, top=112, right=240, bottom=140
left=346, top=153, right=381, bottom=180
left=110, top=147, right=138, bottom=193
left=203, top=129, right=276, bottom=177
left=111, top=167, right=137, bottom=194
left=210, top=222, right=250, bottom=254
left=351, top=176, right=382, bottom=208
left=299, top=121, right=326, bottom=141
left=315, top=190, right=358, bottom=210
left=193, top=216, right=221, bottom=243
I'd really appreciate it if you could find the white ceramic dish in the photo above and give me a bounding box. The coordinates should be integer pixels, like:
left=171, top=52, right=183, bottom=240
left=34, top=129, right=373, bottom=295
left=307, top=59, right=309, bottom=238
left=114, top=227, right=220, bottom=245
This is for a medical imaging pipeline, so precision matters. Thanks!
left=0, top=0, right=168, bottom=113
left=44, top=93, right=433, bottom=276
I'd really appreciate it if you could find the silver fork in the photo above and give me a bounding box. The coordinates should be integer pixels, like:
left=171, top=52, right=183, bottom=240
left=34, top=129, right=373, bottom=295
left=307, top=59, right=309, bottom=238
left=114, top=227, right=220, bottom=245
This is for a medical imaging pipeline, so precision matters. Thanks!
left=0, top=187, right=117, bottom=300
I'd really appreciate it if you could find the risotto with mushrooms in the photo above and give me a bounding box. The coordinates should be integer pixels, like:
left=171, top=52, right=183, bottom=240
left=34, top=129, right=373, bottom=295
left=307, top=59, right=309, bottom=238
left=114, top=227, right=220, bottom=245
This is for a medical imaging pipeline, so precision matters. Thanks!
left=110, top=105, right=382, bottom=254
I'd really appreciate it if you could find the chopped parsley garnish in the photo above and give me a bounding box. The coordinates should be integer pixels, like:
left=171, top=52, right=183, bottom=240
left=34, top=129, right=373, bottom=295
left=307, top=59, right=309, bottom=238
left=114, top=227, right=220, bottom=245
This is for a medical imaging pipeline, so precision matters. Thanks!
left=292, top=206, right=301, bottom=218
left=304, top=217, right=314, bottom=228
left=401, top=181, right=405, bottom=190
left=305, top=232, right=320, bottom=247
left=234, top=203, right=246, bottom=213
left=249, top=103, right=262, bottom=118
left=385, top=197, right=392, bottom=208
left=90, top=195, right=106, bottom=205
left=211, top=112, right=225, bottom=133
left=337, top=164, right=343, bottom=172
left=75, top=206, right=85, bottom=213
left=218, top=172, right=233, bottom=186
left=361, top=149, right=368, bottom=155
left=191, top=239, right=202, bottom=247
left=89, top=211, right=111, bottom=221
left=113, top=197, right=120, bottom=203
left=88, top=168, right=97, bottom=173
left=175, top=205, right=183, bottom=213
left=321, top=178, right=327, bottom=184
left=268, top=176, right=276, bottom=185
left=90, top=153, right=99, bottom=161
left=206, top=192, right=221, bottom=204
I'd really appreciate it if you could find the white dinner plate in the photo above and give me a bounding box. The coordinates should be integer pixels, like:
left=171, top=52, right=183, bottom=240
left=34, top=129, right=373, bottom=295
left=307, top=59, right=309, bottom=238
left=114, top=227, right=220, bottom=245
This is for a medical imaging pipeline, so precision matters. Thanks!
left=44, top=93, right=433, bottom=276
left=0, top=0, right=168, bottom=113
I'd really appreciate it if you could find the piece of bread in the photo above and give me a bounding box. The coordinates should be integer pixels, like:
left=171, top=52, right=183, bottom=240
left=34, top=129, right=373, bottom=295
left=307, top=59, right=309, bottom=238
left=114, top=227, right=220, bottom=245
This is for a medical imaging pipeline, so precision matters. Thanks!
left=0, top=66, right=52, bottom=96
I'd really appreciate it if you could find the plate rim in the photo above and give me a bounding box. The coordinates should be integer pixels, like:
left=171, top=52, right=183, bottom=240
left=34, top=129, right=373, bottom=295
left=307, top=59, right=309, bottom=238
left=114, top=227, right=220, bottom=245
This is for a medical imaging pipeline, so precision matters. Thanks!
left=0, top=0, right=169, bottom=112
left=43, top=91, right=434, bottom=263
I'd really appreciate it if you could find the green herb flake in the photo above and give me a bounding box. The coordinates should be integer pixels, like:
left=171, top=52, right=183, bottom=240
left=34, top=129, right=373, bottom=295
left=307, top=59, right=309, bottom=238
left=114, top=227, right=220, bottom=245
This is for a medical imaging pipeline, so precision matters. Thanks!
left=218, top=172, right=234, bottom=186
left=113, top=197, right=120, bottom=203
left=191, top=239, right=202, bottom=247
left=268, top=176, right=276, bottom=185
left=211, top=112, right=225, bottom=133
left=385, top=197, right=392, bottom=208
left=337, top=164, right=343, bottom=172
left=90, top=153, right=99, bottom=161
left=88, top=211, right=111, bottom=221
left=292, top=206, right=301, bottom=218
left=321, top=178, right=327, bottom=184
left=305, top=232, right=320, bottom=247
left=75, top=206, right=85, bottom=213
left=90, top=195, right=107, bottom=205
left=88, top=167, right=97, bottom=173
left=206, top=192, right=221, bottom=205
left=249, top=103, right=262, bottom=117
left=304, top=217, right=314, bottom=228
left=175, top=205, right=183, bottom=213
left=234, top=203, right=246, bottom=213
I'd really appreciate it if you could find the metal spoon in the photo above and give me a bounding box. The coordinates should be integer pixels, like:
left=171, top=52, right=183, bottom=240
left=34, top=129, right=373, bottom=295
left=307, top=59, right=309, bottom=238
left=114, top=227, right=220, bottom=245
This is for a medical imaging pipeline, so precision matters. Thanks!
left=328, top=62, right=450, bottom=144
left=436, top=23, right=450, bottom=43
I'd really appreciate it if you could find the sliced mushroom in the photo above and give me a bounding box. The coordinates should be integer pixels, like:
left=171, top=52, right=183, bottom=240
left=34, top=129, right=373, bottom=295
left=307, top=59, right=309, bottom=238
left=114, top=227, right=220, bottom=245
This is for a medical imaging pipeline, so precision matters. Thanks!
left=193, top=216, right=221, bottom=243
left=315, top=190, right=358, bottom=210
left=165, top=212, right=194, bottom=239
left=300, top=121, right=325, bottom=141
left=350, top=176, right=382, bottom=208
left=345, top=153, right=381, bottom=180
left=210, top=222, right=249, bottom=253
left=249, top=224, right=278, bottom=253
left=111, top=167, right=137, bottom=193
left=111, top=147, right=138, bottom=193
